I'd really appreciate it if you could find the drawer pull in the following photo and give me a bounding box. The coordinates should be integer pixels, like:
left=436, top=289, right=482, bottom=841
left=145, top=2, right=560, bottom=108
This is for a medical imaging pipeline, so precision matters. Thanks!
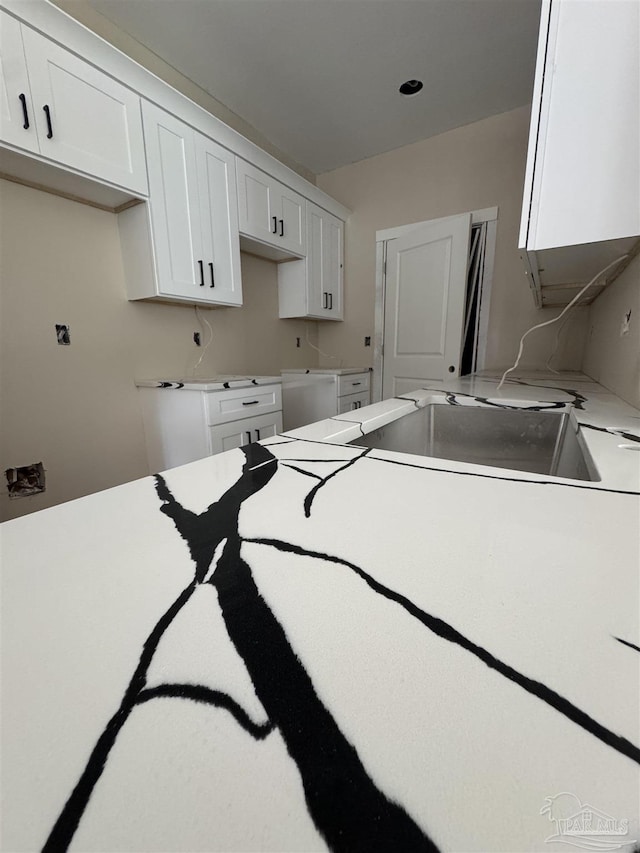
left=18, top=94, right=29, bottom=129
left=43, top=104, right=53, bottom=139
left=352, top=381, right=361, bottom=386
left=198, top=260, right=205, bottom=286
left=246, top=432, right=252, bottom=444
left=242, top=400, right=260, bottom=406
left=255, top=428, right=261, bottom=440
left=208, top=262, right=215, bottom=287
left=272, top=216, right=278, bottom=234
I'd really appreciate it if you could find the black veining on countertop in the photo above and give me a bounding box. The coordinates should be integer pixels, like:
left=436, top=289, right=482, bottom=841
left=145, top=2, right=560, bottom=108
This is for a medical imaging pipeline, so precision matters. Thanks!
left=42, top=422, right=640, bottom=851
left=43, top=443, right=437, bottom=853
left=247, top=534, right=640, bottom=766
left=614, top=637, right=640, bottom=654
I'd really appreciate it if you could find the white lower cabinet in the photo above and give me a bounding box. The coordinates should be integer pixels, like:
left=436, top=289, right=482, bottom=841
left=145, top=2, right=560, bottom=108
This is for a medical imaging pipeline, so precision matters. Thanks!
left=338, top=391, right=370, bottom=414
left=210, top=412, right=282, bottom=455
left=281, top=370, right=370, bottom=430
left=137, top=382, right=282, bottom=472
left=120, top=101, right=242, bottom=306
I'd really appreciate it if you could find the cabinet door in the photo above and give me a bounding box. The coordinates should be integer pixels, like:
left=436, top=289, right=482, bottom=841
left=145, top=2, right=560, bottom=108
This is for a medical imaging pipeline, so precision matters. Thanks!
left=276, top=183, right=306, bottom=256
left=521, top=0, right=640, bottom=250
left=322, top=209, right=343, bottom=319
left=338, top=391, right=370, bottom=414
left=142, top=101, right=204, bottom=300
left=20, top=26, right=147, bottom=194
left=236, top=158, right=276, bottom=244
left=195, top=134, right=242, bottom=306
left=0, top=12, right=38, bottom=153
left=237, top=158, right=306, bottom=256
left=292, top=202, right=343, bottom=320
left=209, top=411, right=283, bottom=455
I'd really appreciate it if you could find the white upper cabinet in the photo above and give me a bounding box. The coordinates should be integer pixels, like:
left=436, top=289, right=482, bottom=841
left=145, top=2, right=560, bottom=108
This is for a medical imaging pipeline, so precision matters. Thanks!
left=0, top=12, right=38, bottom=153
left=120, top=101, right=241, bottom=307
left=520, top=0, right=640, bottom=252
left=0, top=13, right=147, bottom=195
left=278, top=201, right=344, bottom=320
left=236, top=158, right=306, bottom=258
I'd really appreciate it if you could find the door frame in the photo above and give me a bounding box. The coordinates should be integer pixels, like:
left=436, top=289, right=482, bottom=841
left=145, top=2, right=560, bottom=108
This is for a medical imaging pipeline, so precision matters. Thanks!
left=372, top=206, right=498, bottom=402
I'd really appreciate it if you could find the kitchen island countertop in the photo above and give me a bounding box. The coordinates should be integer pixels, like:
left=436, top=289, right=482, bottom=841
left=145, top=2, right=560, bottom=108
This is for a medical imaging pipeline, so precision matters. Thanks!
left=2, top=372, right=638, bottom=852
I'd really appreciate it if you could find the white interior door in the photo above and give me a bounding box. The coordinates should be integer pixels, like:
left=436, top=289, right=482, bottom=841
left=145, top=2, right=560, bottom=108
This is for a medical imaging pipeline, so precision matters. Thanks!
left=382, top=213, right=471, bottom=399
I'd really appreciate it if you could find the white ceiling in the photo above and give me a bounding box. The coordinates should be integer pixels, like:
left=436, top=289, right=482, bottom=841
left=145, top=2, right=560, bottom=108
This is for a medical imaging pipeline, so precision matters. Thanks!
left=88, top=0, right=542, bottom=175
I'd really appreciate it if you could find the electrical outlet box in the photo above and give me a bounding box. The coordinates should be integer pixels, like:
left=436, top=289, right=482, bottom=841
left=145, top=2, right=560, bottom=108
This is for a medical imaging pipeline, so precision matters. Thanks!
left=620, top=310, right=631, bottom=337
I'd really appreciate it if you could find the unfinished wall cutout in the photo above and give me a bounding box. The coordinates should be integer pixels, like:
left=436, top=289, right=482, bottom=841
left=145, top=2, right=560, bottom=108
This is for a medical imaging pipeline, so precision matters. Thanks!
left=6, top=463, right=46, bottom=498
left=56, top=324, right=70, bottom=345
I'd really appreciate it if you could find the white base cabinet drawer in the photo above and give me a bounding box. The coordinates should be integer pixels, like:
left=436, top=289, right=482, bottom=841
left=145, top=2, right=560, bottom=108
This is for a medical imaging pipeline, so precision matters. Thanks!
left=209, top=412, right=283, bottom=455
left=337, top=372, right=370, bottom=397
left=338, top=391, right=370, bottom=414
left=205, top=384, right=282, bottom=425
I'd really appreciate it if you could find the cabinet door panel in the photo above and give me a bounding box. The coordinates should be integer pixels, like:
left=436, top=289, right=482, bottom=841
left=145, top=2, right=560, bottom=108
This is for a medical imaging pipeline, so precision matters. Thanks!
left=196, top=135, right=242, bottom=306
left=209, top=411, right=283, bottom=455
left=338, top=391, right=370, bottom=414
left=143, top=102, right=203, bottom=299
left=306, top=204, right=324, bottom=315
left=323, top=212, right=343, bottom=319
left=0, top=12, right=38, bottom=153
left=236, top=158, right=274, bottom=242
left=21, top=27, right=147, bottom=194
left=279, top=187, right=306, bottom=255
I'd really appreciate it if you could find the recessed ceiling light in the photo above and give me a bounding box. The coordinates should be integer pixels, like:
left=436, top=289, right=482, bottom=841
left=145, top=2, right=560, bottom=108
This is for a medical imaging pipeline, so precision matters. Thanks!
left=399, top=79, right=423, bottom=96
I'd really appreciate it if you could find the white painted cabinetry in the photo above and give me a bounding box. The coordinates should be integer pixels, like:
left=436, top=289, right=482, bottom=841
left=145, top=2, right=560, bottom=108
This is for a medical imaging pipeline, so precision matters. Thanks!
left=519, top=0, right=639, bottom=306
left=0, top=12, right=38, bottom=153
left=120, top=102, right=242, bottom=306
left=281, top=370, right=370, bottom=430
left=278, top=201, right=344, bottom=320
left=0, top=11, right=147, bottom=195
left=137, top=382, right=283, bottom=472
left=236, top=158, right=306, bottom=258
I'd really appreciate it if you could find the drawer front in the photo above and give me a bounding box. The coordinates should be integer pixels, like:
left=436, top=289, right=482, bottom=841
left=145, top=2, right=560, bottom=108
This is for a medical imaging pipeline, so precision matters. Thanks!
left=337, top=372, right=370, bottom=398
left=205, top=384, right=282, bottom=425
left=338, top=391, right=370, bottom=414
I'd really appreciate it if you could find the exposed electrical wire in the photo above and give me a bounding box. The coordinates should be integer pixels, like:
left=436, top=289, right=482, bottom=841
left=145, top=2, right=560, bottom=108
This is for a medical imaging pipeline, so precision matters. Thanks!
left=304, top=322, right=343, bottom=367
left=192, top=305, right=214, bottom=374
left=497, top=254, right=628, bottom=391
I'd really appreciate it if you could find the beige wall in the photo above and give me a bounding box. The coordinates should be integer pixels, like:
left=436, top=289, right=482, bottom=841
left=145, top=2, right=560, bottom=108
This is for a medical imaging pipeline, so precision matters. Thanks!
left=49, top=0, right=315, bottom=184
left=583, top=254, right=640, bottom=409
left=0, top=179, right=318, bottom=521
left=316, top=106, right=588, bottom=372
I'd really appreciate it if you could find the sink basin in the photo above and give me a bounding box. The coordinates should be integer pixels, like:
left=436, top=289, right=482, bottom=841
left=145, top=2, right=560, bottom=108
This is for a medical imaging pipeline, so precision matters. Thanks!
left=350, top=404, right=600, bottom=481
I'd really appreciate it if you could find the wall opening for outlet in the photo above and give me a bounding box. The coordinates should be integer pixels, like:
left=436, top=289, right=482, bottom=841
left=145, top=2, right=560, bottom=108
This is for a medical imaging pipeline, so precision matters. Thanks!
left=55, top=324, right=70, bottom=345
left=6, top=462, right=46, bottom=498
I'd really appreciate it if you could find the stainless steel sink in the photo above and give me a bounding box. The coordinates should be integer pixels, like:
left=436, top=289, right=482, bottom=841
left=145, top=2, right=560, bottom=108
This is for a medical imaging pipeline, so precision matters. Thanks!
left=350, top=404, right=600, bottom=481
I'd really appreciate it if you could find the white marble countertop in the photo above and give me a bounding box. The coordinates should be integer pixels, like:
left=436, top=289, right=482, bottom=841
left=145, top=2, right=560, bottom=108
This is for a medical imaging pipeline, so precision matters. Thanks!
left=2, top=372, right=639, bottom=852
left=281, top=367, right=370, bottom=375
left=136, top=375, right=282, bottom=391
